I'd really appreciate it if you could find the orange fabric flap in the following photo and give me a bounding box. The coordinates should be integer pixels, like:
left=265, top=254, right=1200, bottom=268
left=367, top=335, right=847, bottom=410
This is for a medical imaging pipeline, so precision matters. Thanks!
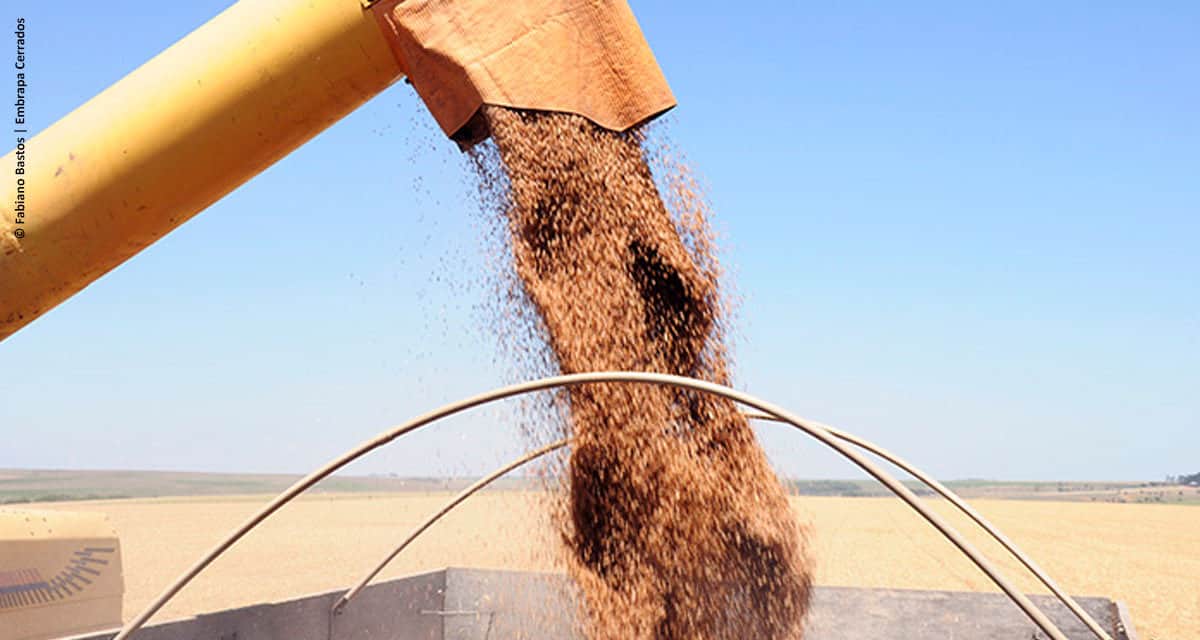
left=375, top=0, right=676, bottom=139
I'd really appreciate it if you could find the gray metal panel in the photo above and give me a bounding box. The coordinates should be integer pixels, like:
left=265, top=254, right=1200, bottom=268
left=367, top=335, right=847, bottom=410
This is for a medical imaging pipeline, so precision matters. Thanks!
left=67, top=569, right=446, bottom=640
left=62, top=568, right=1136, bottom=640
left=804, top=586, right=1125, bottom=640
left=70, top=592, right=339, bottom=640
left=441, top=568, right=579, bottom=640
left=1114, top=601, right=1139, bottom=640
left=333, top=568, right=444, bottom=640
left=438, top=569, right=1131, bottom=640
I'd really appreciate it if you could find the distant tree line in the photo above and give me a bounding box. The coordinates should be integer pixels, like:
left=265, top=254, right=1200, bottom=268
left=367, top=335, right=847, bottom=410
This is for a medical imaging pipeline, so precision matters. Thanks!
left=1165, top=472, right=1200, bottom=486
left=1, top=492, right=131, bottom=504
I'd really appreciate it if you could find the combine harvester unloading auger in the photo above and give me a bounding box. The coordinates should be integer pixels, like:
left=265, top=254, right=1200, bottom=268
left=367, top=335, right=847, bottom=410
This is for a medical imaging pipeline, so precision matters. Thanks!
left=0, top=1, right=1138, bottom=639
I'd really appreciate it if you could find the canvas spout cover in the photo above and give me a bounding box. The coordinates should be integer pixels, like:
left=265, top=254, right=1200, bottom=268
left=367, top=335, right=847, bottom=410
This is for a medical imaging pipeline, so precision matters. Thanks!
left=376, top=0, right=676, bottom=141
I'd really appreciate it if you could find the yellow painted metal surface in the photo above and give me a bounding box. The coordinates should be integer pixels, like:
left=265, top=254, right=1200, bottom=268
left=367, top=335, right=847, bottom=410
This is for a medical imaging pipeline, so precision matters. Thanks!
left=0, top=0, right=404, bottom=341
left=0, top=509, right=123, bottom=640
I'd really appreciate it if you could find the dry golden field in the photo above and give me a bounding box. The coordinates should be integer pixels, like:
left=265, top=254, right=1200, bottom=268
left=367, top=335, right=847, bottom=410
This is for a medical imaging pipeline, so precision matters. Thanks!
left=29, top=493, right=1197, bottom=640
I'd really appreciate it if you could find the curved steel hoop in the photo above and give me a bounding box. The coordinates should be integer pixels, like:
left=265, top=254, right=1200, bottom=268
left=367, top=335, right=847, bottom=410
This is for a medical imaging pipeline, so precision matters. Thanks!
left=113, top=372, right=1075, bottom=640
left=335, top=411, right=1108, bottom=640
left=743, top=412, right=1110, bottom=640
left=332, top=438, right=570, bottom=611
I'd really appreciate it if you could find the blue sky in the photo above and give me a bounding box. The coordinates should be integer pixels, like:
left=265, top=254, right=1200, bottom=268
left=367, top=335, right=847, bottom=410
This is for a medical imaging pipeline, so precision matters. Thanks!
left=2, top=1, right=1196, bottom=481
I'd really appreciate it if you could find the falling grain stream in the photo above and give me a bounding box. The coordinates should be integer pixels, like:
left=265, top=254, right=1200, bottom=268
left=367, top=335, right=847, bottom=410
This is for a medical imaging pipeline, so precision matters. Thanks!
left=474, top=107, right=813, bottom=640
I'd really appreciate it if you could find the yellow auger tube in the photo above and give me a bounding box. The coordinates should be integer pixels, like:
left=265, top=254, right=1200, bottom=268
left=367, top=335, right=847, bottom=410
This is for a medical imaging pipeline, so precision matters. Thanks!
left=0, top=0, right=404, bottom=341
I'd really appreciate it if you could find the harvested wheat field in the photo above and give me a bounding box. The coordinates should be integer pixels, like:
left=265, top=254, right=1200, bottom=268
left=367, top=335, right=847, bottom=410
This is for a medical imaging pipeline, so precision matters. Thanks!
left=29, top=494, right=1197, bottom=640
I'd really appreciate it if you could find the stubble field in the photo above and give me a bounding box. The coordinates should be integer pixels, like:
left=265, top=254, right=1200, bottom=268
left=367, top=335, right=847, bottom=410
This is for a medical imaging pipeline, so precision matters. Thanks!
left=29, top=493, right=1197, bottom=640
